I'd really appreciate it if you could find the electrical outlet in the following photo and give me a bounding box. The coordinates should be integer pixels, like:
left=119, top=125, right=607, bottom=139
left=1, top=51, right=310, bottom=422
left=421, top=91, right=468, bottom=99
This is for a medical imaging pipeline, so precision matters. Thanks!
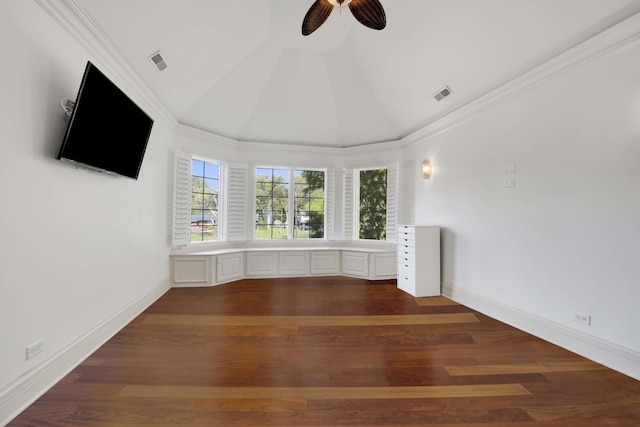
left=505, top=165, right=516, bottom=175
left=573, top=312, right=591, bottom=326
left=26, top=339, right=43, bottom=360
left=504, top=179, right=516, bottom=188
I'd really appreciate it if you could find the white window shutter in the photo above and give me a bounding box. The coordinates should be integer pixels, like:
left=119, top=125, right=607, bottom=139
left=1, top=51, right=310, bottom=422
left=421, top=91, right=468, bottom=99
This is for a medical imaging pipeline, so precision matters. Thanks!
left=386, top=163, right=398, bottom=243
left=172, top=152, right=192, bottom=247
left=325, top=168, right=335, bottom=240
left=226, top=164, right=248, bottom=242
left=343, top=168, right=354, bottom=240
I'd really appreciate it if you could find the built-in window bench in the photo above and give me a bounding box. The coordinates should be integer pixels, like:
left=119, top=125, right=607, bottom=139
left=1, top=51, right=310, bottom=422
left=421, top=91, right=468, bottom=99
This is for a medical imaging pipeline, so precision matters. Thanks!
left=170, top=244, right=397, bottom=287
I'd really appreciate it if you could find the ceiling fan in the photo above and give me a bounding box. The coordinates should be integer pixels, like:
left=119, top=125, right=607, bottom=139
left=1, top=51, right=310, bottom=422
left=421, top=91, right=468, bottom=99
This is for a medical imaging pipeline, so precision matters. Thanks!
left=302, top=0, right=386, bottom=36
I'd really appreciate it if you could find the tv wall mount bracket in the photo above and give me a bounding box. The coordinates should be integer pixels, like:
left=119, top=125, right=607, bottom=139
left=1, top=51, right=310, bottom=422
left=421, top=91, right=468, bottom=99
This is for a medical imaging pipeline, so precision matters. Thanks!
left=60, top=98, right=76, bottom=117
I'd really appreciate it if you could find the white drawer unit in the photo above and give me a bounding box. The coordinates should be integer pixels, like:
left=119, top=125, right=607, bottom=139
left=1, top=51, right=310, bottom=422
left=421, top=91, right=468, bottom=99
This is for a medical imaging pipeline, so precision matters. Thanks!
left=397, top=225, right=440, bottom=297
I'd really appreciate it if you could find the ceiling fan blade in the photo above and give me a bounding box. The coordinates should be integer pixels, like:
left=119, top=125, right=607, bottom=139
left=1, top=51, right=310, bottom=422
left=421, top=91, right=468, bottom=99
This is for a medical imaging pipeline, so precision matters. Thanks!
left=348, top=0, right=386, bottom=31
left=302, top=0, right=334, bottom=36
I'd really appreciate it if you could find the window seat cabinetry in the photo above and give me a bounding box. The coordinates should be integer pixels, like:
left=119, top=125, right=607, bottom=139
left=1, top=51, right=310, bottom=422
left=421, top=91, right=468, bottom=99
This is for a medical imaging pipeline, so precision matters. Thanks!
left=171, top=245, right=397, bottom=287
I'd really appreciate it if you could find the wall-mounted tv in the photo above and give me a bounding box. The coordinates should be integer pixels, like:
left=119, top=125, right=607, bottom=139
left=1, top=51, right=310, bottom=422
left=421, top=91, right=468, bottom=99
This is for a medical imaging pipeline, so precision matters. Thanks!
left=56, top=61, right=154, bottom=180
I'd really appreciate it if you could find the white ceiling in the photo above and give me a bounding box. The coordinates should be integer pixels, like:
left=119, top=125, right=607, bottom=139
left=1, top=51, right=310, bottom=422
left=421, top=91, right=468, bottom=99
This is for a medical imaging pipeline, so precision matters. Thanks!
left=75, top=0, right=640, bottom=148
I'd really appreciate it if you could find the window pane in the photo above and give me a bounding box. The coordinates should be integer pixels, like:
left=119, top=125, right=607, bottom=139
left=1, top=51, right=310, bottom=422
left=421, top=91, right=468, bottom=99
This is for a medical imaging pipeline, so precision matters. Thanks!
left=192, top=159, right=204, bottom=176
left=273, top=169, right=289, bottom=183
left=359, top=169, right=387, bottom=240
left=192, top=193, right=204, bottom=208
left=204, top=162, right=218, bottom=179
left=256, top=168, right=273, bottom=180
left=203, top=177, right=218, bottom=195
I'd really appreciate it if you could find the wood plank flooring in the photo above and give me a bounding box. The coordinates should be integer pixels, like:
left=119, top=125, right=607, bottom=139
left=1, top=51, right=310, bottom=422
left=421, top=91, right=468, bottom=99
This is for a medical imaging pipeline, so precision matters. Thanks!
left=9, top=276, right=640, bottom=426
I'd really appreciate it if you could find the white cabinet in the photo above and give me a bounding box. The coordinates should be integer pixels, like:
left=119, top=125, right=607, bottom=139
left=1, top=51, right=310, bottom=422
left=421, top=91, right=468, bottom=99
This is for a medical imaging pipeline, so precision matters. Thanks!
left=279, top=251, right=309, bottom=276
left=310, top=251, right=340, bottom=275
left=217, top=252, right=244, bottom=284
left=397, top=225, right=440, bottom=297
left=246, top=252, right=279, bottom=277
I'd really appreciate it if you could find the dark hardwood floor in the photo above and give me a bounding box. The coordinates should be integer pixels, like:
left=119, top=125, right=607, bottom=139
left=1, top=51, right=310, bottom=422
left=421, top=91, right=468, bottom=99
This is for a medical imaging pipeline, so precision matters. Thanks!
left=9, top=277, right=640, bottom=426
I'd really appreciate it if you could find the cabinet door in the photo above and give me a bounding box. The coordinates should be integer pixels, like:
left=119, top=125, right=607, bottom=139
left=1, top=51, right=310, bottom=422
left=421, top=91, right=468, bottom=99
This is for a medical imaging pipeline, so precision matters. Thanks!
left=341, top=251, right=369, bottom=278
left=310, top=251, right=340, bottom=275
left=217, top=253, right=243, bottom=284
left=172, top=256, right=214, bottom=286
left=279, top=251, right=309, bottom=276
left=372, top=252, right=397, bottom=278
left=246, top=252, right=278, bottom=277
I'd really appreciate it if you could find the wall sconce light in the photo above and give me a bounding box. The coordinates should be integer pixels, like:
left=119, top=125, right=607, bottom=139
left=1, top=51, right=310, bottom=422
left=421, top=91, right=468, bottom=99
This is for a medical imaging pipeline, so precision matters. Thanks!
left=421, top=160, right=432, bottom=179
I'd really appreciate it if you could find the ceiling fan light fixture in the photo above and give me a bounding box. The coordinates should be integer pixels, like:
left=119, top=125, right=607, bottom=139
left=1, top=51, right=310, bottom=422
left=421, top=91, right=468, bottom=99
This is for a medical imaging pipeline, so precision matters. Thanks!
left=302, top=0, right=386, bottom=36
left=326, top=0, right=353, bottom=6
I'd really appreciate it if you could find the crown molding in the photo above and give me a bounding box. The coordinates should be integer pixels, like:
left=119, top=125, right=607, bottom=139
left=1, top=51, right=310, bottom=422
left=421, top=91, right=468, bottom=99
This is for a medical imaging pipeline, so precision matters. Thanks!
left=174, top=124, right=239, bottom=150
left=33, top=0, right=177, bottom=128
left=238, top=140, right=346, bottom=155
left=401, top=11, right=640, bottom=148
left=34, top=1, right=640, bottom=153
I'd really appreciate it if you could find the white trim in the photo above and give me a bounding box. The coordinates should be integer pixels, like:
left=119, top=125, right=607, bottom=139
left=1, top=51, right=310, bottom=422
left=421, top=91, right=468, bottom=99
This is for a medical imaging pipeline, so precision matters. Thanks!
left=0, top=277, right=171, bottom=426
left=35, top=1, right=640, bottom=152
left=175, top=125, right=239, bottom=150
left=33, top=0, right=177, bottom=128
left=401, top=11, right=640, bottom=148
left=441, top=283, right=640, bottom=381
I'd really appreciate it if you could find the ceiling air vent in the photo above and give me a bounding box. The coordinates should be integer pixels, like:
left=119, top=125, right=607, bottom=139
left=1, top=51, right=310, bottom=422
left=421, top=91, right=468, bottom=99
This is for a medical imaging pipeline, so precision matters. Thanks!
left=433, top=86, right=453, bottom=102
left=148, top=51, right=167, bottom=71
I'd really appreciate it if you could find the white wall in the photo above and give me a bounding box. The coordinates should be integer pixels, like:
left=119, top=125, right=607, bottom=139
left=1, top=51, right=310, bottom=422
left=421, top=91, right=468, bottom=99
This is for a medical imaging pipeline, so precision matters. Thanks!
left=0, top=0, right=172, bottom=413
left=404, top=32, right=640, bottom=375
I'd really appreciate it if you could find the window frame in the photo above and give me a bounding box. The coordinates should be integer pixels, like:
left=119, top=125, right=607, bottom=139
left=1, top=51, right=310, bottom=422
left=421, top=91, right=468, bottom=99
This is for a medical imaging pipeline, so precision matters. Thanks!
left=254, top=166, right=327, bottom=240
left=190, top=156, right=223, bottom=244
left=349, top=165, right=397, bottom=243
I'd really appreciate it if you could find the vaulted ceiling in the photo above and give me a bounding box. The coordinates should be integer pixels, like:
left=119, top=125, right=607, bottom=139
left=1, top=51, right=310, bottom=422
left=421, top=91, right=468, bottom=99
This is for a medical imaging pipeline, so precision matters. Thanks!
left=75, top=0, right=640, bottom=147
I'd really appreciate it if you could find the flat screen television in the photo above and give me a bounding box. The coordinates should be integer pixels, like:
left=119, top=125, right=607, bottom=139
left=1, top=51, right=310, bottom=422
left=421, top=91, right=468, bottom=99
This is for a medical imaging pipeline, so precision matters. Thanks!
left=56, top=61, right=154, bottom=180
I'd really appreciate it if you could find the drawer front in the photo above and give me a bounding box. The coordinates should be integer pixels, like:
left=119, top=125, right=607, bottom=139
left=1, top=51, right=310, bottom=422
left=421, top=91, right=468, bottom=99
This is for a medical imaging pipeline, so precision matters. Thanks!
left=397, top=262, right=415, bottom=278
left=397, top=251, right=415, bottom=265
left=397, top=236, right=415, bottom=248
left=397, top=264, right=416, bottom=292
left=398, top=225, right=415, bottom=236
left=398, top=227, right=415, bottom=241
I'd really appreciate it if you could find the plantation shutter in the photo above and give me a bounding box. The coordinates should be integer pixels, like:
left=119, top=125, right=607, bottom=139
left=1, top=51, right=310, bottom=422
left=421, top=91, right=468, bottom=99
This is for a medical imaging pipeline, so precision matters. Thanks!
left=386, top=163, right=398, bottom=243
left=324, top=168, right=336, bottom=240
left=172, top=151, right=192, bottom=247
left=343, top=168, right=354, bottom=240
left=226, top=164, right=249, bottom=242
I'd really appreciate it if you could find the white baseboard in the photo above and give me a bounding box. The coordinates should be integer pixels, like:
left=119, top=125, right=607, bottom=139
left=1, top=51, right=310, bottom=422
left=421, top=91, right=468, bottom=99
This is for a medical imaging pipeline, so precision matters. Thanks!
left=0, top=277, right=171, bottom=426
left=442, top=283, right=640, bottom=381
